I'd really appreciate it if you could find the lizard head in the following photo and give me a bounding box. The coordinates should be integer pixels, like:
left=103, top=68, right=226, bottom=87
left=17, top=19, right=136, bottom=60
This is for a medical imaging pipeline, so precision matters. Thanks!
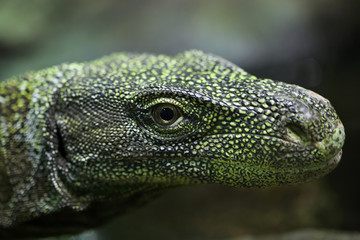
left=54, top=51, right=345, bottom=197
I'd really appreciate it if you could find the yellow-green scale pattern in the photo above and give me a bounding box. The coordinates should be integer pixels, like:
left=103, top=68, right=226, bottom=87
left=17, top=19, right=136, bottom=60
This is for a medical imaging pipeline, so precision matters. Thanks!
left=0, top=51, right=345, bottom=238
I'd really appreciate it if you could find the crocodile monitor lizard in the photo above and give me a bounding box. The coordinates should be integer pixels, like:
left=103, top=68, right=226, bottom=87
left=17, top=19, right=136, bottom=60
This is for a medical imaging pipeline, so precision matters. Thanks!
left=0, top=51, right=345, bottom=238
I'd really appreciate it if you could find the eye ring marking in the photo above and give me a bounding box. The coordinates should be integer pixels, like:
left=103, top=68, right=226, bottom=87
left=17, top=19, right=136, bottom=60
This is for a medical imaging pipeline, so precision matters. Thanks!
left=153, top=103, right=181, bottom=126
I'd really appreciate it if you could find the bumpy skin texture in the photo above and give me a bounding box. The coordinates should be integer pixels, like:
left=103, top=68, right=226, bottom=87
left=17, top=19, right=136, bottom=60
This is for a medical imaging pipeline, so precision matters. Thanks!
left=0, top=51, right=345, bottom=238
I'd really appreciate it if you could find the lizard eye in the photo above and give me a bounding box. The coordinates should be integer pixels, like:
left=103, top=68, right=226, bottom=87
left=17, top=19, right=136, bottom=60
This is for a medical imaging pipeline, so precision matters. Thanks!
left=134, top=96, right=206, bottom=139
left=153, top=103, right=181, bottom=126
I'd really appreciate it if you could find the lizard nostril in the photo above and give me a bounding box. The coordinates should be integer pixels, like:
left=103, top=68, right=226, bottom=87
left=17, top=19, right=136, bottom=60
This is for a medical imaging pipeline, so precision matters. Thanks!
left=284, top=123, right=311, bottom=145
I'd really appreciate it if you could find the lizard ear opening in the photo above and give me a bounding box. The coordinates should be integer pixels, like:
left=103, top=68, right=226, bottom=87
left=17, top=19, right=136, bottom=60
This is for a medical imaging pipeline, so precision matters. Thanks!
left=56, top=125, right=67, bottom=159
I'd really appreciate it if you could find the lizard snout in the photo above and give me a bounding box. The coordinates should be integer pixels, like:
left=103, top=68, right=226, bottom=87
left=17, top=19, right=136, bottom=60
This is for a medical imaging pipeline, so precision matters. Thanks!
left=283, top=86, right=345, bottom=162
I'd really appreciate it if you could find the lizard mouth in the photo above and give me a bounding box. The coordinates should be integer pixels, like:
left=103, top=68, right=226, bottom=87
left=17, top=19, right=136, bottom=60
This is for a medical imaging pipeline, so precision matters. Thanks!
left=206, top=120, right=344, bottom=186
left=280, top=149, right=343, bottom=184
left=225, top=149, right=343, bottom=187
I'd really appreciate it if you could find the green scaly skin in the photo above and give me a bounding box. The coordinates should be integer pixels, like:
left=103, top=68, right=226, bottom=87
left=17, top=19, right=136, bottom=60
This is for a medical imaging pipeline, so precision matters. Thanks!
left=0, top=51, right=345, bottom=238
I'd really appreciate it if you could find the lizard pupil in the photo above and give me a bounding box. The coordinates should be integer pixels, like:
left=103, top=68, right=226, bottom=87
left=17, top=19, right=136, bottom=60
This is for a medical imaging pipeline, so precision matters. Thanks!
left=153, top=103, right=180, bottom=125
left=159, top=107, right=174, bottom=121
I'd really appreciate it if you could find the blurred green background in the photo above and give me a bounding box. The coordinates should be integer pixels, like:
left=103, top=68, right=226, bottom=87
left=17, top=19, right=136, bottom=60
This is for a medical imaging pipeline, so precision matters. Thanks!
left=1, top=0, right=359, bottom=239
